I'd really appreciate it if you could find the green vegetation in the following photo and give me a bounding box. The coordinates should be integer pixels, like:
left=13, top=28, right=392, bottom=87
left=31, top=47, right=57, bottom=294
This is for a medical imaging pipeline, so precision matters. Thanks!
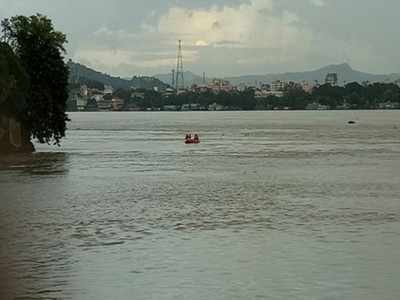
left=0, top=42, right=29, bottom=117
left=1, top=14, right=69, bottom=145
left=270, top=82, right=400, bottom=110
left=68, top=61, right=169, bottom=90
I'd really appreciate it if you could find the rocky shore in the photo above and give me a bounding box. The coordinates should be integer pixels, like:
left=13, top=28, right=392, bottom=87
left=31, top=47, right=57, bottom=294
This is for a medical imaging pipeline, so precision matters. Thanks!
left=0, top=115, right=34, bottom=154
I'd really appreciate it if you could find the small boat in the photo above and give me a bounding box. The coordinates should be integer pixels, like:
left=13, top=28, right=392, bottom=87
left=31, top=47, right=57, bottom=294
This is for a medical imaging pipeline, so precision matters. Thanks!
left=185, top=134, right=200, bottom=144
left=348, top=120, right=356, bottom=124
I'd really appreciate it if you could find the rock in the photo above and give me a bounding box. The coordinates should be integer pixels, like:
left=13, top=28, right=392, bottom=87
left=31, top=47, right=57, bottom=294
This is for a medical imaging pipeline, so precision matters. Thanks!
left=0, top=115, right=35, bottom=154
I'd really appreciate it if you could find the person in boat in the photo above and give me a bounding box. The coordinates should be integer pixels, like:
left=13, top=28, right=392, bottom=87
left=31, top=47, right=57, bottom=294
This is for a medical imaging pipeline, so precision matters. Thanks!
left=185, top=134, right=193, bottom=144
left=193, top=134, right=200, bottom=144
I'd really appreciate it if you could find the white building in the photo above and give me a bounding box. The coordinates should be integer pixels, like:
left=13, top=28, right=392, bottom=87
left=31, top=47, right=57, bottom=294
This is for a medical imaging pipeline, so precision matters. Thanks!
left=80, top=85, right=88, bottom=97
left=300, top=81, right=314, bottom=93
left=76, top=96, right=87, bottom=111
left=112, top=98, right=125, bottom=111
left=103, top=85, right=113, bottom=95
left=271, top=80, right=287, bottom=92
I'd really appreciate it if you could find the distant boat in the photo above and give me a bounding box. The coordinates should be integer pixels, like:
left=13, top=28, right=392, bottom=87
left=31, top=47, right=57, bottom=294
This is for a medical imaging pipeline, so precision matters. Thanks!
left=185, top=134, right=200, bottom=144
left=348, top=120, right=356, bottom=124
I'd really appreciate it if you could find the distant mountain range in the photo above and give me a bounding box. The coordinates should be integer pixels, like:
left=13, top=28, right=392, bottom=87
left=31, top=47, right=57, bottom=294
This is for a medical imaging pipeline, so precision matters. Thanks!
left=68, top=61, right=169, bottom=90
left=154, top=71, right=206, bottom=87
left=155, top=63, right=400, bottom=87
left=68, top=61, right=400, bottom=90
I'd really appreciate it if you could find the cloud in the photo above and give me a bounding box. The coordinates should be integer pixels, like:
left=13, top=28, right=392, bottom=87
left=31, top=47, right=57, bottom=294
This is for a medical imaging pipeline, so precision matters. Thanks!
left=156, top=0, right=311, bottom=50
left=309, top=0, right=325, bottom=7
left=75, top=0, right=316, bottom=75
left=1, top=0, right=399, bottom=75
left=71, top=0, right=381, bottom=76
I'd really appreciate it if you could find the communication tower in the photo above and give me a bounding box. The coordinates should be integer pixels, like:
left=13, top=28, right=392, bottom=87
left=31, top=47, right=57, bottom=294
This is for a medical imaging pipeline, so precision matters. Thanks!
left=175, top=40, right=185, bottom=91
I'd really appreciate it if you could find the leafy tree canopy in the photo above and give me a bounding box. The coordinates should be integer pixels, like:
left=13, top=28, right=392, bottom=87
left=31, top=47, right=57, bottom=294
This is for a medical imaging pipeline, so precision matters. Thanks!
left=1, top=14, right=69, bottom=145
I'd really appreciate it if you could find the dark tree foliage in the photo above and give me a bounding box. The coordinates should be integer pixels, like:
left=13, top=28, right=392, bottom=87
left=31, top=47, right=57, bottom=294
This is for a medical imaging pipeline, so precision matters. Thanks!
left=76, top=77, right=104, bottom=91
left=0, top=42, right=29, bottom=116
left=1, top=14, right=69, bottom=145
left=113, top=88, right=131, bottom=101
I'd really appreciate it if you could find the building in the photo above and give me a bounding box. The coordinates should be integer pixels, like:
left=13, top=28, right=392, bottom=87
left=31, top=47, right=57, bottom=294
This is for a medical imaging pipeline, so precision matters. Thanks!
left=300, top=81, right=314, bottom=93
left=260, top=83, right=271, bottom=91
left=325, top=73, right=338, bottom=86
left=255, top=89, right=270, bottom=99
left=92, top=94, right=104, bottom=103
left=190, top=84, right=210, bottom=93
left=97, top=98, right=112, bottom=111
left=271, top=80, right=287, bottom=92
left=162, top=88, right=176, bottom=98
left=181, top=104, right=191, bottom=111
left=208, top=79, right=234, bottom=93
left=237, top=83, right=247, bottom=92
left=103, top=85, right=113, bottom=95
left=190, top=103, right=201, bottom=111
left=306, top=102, right=330, bottom=110
left=76, top=96, right=87, bottom=111
left=163, top=105, right=178, bottom=111
left=378, top=102, right=400, bottom=109
left=80, top=85, right=88, bottom=97
left=265, top=91, right=284, bottom=98
left=208, top=102, right=224, bottom=111
left=112, top=98, right=125, bottom=111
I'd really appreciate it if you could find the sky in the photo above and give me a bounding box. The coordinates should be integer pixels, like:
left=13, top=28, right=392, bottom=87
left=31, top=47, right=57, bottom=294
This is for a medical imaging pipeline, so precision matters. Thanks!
left=0, top=0, right=399, bottom=77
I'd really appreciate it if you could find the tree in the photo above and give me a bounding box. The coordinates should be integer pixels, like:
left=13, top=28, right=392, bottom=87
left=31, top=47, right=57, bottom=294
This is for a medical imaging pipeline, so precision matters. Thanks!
left=113, top=88, right=131, bottom=101
left=0, top=42, right=29, bottom=116
left=1, top=14, right=69, bottom=145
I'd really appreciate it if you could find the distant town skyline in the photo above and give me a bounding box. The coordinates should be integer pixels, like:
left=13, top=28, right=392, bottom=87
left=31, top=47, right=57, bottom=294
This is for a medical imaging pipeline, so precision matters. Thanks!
left=1, top=0, right=399, bottom=77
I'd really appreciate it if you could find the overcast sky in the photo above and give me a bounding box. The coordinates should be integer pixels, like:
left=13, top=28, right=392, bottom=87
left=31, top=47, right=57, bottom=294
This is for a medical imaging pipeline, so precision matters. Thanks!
left=0, top=0, right=399, bottom=77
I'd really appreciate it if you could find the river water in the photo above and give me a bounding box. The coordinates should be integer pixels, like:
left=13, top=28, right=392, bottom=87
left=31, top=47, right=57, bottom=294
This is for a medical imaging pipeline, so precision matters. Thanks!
left=1, top=111, right=400, bottom=299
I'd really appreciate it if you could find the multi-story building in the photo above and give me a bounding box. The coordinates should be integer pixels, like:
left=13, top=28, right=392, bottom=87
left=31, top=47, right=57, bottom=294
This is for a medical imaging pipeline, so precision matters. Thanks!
left=271, top=80, right=287, bottom=92
left=208, top=79, right=234, bottom=93
left=300, top=81, right=314, bottom=93
left=97, top=98, right=112, bottom=111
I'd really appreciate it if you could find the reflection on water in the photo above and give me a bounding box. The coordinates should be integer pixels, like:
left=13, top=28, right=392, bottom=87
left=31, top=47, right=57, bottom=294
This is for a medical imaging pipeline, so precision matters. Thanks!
left=0, top=152, right=70, bottom=299
left=0, top=152, right=68, bottom=175
left=1, top=111, right=400, bottom=299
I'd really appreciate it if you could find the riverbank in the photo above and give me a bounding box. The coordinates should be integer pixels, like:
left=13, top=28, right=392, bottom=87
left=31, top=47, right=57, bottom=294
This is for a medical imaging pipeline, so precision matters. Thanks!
left=0, top=115, right=34, bottom=154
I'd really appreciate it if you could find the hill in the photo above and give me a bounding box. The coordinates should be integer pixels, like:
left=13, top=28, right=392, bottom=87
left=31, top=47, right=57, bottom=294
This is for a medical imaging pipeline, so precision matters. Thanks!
left=225, top=63, right=400, bottom=86
left=68, top=61, right=169, bottom=90
left=154, top=71, right=206, bottom=88
left=154, top=63, right=400, bottom=86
